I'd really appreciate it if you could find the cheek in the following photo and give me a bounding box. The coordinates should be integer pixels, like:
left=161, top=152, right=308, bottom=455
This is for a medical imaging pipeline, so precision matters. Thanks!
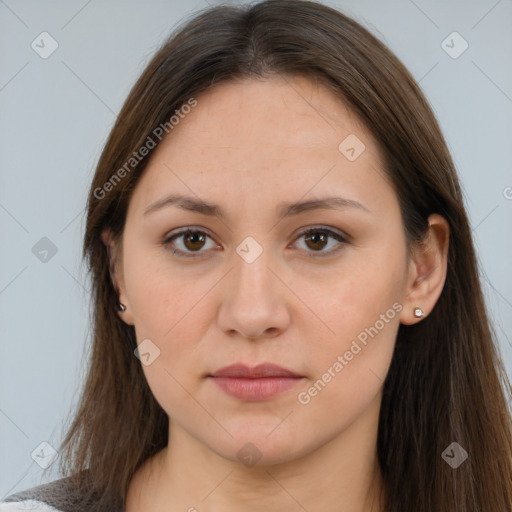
left=295, top=305, right=400, bottom=436
left=122, top=247, right=217, bottom=398
left=300, top=241, right=406, bottom=352
left=123, top=245, right=206, bottom=338
left=294, top=243, right=405, bottom=409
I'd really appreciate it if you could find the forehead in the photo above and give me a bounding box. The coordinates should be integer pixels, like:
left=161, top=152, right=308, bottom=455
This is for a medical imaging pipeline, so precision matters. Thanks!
left=172, top=75, right=369, bottom=148
left=128, top=75, right=393, bottom=220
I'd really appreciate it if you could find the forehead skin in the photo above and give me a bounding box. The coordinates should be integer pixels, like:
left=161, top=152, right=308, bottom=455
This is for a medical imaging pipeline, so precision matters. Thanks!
left=128, top=74, right=398, bottom=235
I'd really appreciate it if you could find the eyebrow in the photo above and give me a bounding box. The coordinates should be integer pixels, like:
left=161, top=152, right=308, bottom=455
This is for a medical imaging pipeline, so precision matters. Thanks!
left=143, top=193, right=371, bottom=220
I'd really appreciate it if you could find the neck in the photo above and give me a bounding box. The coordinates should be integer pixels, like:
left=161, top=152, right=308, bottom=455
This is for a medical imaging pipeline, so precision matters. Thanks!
left=126, top=396, right=384, bottom=512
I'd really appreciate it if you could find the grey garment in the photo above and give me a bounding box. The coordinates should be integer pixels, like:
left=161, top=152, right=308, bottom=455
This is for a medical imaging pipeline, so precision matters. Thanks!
left=3, top=476, right=122, bottom=512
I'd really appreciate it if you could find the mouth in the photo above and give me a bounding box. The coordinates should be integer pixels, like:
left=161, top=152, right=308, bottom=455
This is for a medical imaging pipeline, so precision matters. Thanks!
left=208, top=363, right=304, bottom=401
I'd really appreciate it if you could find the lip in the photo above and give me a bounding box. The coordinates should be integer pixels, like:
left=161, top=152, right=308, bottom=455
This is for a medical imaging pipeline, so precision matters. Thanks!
left=209, top=363, right=304, bottom=401
left=211, top=363, right=301, bottom=379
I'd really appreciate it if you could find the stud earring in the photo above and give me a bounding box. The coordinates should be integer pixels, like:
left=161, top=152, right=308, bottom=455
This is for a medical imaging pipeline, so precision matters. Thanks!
left=413, top=306, right=424, bottom=318
left=117, top=302, right=126, bottom=312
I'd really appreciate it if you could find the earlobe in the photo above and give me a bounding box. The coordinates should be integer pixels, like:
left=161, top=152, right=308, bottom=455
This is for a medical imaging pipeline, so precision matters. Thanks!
left=400, top=214, right=450, bottom=325
left=101, top=228, right=135, bottom=325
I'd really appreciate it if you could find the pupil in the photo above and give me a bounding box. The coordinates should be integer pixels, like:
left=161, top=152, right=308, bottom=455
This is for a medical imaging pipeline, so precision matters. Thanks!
left=186, top=232, right=205, bottom=250
left=307, top=232, right=327, bottom=250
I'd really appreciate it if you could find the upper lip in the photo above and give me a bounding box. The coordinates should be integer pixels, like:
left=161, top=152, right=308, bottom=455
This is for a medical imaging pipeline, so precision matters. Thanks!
left=210, top=363, right=302, bottom=379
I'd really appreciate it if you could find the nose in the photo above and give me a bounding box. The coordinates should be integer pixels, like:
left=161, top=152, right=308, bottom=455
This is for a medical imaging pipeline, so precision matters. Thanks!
left=216, top=247, right=291, bottom=341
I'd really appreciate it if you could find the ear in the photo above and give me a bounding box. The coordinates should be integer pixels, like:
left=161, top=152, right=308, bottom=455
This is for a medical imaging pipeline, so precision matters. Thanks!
left=400, top=213, right=450, bottom=325
left=101, top=228, right=134, bottom=325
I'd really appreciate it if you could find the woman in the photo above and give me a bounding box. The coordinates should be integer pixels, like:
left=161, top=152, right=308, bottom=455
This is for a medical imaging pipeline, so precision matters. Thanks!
left=2, top=1, right=511, bottom=511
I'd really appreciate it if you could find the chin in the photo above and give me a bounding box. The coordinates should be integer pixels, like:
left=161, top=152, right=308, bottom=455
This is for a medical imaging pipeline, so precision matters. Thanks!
left=201, top=421, right=312, bottom=467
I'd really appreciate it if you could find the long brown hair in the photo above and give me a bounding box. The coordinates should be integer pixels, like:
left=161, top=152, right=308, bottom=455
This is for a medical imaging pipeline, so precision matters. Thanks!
left=59, top=1, right=512, bottom=510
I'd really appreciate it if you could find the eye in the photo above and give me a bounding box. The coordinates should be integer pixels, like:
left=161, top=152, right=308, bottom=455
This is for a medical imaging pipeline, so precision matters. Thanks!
left=163, top=228, right=218, bottom=258
left=162, top=226, right=348, bottom=259
left=291, top=226, right=348, bottom=257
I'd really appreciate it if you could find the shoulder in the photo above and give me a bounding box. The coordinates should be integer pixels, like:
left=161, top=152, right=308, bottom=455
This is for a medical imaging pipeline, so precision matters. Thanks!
left=0, top=500, right=59, bottom=511
left=0, top=477, right=98, bottom=512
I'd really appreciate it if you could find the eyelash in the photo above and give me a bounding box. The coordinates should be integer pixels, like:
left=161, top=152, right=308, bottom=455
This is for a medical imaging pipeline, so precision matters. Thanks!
left=162, top=226, right=349, bottom=259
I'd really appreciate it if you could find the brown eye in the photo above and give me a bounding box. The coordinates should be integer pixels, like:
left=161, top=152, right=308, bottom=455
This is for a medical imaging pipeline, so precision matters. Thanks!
left=164, top=226, right=348, bottom=259
left=182, top=231, right=207, bottom=251
left=293, top=227, right=348, bottom=257
left=304, top=231, right=329, bottom=251
left=163, top=229, right=217, bottom=258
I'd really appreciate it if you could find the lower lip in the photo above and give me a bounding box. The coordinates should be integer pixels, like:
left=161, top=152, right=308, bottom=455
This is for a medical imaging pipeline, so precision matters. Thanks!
left=210, top=376, right=302, bottom=401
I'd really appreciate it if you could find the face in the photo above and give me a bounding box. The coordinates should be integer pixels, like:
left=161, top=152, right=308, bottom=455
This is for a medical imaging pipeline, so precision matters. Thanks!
left=114, top=75, right=412, bottom=465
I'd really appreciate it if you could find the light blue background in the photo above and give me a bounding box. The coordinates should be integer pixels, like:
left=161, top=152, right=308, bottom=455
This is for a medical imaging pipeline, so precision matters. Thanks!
left=1, top=0, right=511, bottom=497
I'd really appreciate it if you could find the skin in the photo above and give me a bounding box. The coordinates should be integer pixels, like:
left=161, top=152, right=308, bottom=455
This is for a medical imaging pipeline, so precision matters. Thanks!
left=103, top=75, right=449, bottom=512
